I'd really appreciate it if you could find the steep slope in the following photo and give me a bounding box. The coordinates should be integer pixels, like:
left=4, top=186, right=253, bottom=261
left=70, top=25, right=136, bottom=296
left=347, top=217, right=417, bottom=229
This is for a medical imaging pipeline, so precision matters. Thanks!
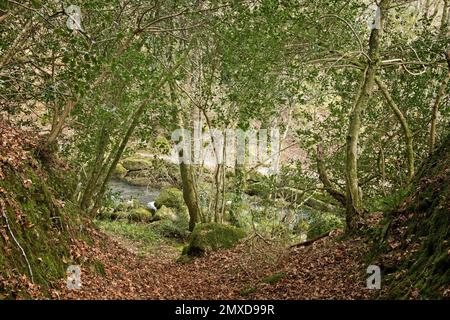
left=0, top=120, right=84, bottom=299
left=375, top=134, right=450, bottom=299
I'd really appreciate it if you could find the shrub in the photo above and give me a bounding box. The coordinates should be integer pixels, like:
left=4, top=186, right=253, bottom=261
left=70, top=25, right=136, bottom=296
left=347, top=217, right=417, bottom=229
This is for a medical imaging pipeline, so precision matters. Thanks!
left=307, top=212, right=344, bottom=239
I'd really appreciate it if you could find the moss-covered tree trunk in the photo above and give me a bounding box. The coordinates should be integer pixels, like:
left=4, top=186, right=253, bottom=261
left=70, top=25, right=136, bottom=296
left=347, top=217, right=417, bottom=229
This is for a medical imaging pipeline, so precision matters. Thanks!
left=80, top=126, right=109, bottom=210
left=345, top=0, right=389, bottom=231
left=429, top=51, right=450, bottom=155
left=179, top=159, right=202, bottom=232
left=375, top=76, right=415, bottom=183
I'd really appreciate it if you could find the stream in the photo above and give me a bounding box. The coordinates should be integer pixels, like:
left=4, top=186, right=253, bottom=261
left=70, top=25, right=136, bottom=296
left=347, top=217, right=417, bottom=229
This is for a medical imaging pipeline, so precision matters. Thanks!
left=108, top=179, right=161, bottom=206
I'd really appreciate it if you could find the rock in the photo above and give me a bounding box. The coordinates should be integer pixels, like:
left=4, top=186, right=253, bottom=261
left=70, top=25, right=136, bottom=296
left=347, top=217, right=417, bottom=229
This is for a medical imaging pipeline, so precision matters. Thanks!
left=115, top=198, right=140, bottom=211
left=100, top=210, right=128, bottom=221
left=112, top=163, right=127, bottom=178
left=154, top=205, right=178, bottom=222
left=127, top=207, right=153, bottom=223
left=155, top=187, right=186, bottom=212
left=121, top=158, right=153, bottom=171
left=183, top=223, right=246, bottom=256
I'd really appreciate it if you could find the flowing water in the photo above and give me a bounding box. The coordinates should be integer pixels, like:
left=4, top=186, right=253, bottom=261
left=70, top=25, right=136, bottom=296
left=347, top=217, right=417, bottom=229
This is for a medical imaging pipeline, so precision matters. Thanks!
left=108, top=179, right=160, bottom=206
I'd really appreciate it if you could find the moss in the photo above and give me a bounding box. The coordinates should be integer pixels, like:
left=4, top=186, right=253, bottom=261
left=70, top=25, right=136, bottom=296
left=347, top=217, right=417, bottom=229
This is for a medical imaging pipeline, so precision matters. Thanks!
left=154, top=205, right=179, bottom=222
left=239, top=287, right=257, bottom=296
left=151, top=218, right=189, bottom=240
left=176, top=254, right=193, bottom=264
left=154, top=136, right=171, bottom=155
left=184, top=223, right=246, bottom=257
left=121, top=158, right=153, bottom=171
left=113, top=163, right=128, bottom=178
left=127, top=207, right=153, bottom=223
left=375, top=135, right=450, bottom=299
left=244, top=182, right=268, bottom=197
left=0, top=166, right=80, bottom=298
left=261, top=272, right=286, bottom=284
left=98, top=210, right=128, bottom=221
left=155, top=188, right=186, bottom=212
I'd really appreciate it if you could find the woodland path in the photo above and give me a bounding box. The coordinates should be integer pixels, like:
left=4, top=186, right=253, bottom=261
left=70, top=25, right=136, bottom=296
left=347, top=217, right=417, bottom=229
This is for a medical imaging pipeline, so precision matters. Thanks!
left=57, top=227, right=374, bottom=300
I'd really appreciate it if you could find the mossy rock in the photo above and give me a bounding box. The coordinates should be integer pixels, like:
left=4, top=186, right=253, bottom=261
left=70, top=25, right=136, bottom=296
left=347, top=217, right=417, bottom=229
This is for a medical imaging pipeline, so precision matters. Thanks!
left=151, top=218, right=189, bottom=240
left=115, top=198, right=140, bottom=211
left=113, top=163, right=128, bottom=178
left=127, top=207, right=153, bottom=223
left=183, top=223, right=246, bottom=256
left=121, top=158, right=153, bottom=171
left=155, top=187, right=185, bottom=212
left=98, top=210, right=129, bottom=221
left=154, top=205, right=180, bottom=222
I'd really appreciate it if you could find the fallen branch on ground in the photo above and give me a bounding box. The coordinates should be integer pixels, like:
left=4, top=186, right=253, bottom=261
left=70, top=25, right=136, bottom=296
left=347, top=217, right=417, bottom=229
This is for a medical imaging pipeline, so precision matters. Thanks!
left=290, top=230, right=332, bottom=248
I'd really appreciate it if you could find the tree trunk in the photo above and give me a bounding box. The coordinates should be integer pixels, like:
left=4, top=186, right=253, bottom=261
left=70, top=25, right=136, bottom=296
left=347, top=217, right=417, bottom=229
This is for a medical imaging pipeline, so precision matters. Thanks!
left=345, top=0, right=389, bottom=232
left=46, top=100, right=76, bottom=147
left=375, top=76, right=415, bottom=183
left=429, top=51, right=450, bottom=155
left=179, top=159, right=202, bottom=232
left=88, top=54, right=188, bottom=216
left=80, top=126, right=109, bottom=210
left=316, top=144, right=346, bottom=207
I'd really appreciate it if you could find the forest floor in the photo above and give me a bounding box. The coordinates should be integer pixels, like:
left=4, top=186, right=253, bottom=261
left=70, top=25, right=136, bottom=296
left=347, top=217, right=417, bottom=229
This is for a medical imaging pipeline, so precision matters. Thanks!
left=54, top=225, right=376, bottom=300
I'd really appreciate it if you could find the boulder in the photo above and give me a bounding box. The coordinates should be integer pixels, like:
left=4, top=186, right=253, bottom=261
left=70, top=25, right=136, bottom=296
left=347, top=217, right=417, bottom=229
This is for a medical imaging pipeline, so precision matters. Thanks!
left=183, top=223, right=246, bottom=256
left=155, top=187, right=186, bottom=212
left=121, top=158, right=153, bottom=171
left=112, top=163, right=128, bottom=178
left=127, top=207, right=153, bottom=223
left=153, top=205, right=178, bottom=222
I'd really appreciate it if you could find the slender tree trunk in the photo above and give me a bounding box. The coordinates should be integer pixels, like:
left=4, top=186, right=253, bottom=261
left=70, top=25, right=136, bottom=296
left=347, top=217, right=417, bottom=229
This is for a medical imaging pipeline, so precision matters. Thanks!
left=89, top=54, right=189, bottom=216
left=46, top=100, right=75, bottom=147
left=316, top=144, right=347, bottom=207
left=179, top=158, right=202, bottom=232
left=375, top=76, right=415, bottom=182
left=345, top=0, right=389, bottom=232
left=429, top=51, right=450, bottom=154
left=80, top=126, right=109, bottom=210
left=439, top=0, right=449, bottom=36
left=169, top=78, right=202, bottom=231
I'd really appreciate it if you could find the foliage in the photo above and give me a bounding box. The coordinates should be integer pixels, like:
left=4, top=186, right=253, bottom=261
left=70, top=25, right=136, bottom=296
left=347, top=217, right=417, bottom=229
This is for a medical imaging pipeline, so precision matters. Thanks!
left=307, top=212, right=344, bottom=239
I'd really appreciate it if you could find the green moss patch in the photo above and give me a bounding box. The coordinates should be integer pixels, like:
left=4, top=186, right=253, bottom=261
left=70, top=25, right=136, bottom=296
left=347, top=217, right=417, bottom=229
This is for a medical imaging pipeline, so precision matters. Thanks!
left=183, top=223, right=246, bottom=257
left=261, top=272, right=286, bottom=284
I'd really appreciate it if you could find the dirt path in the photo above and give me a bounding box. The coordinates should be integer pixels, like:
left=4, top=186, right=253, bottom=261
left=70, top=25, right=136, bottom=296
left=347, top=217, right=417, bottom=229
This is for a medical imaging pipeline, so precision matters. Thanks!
left=55, top=227, right=374, bottom=300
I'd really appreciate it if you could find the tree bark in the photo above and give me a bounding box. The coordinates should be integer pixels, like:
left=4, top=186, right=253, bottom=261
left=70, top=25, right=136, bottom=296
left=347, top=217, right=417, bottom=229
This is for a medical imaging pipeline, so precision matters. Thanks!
left=316, top=144, right=346, bottom=207
left=375, top=76, right=415, bottom=183
left=429, top=51, right=450, bottom=155
left=80, top=126, right=109, bottom=210
left=179, top=158, right=202, bottom=232
left=345, top=0, right=389, bottom=232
